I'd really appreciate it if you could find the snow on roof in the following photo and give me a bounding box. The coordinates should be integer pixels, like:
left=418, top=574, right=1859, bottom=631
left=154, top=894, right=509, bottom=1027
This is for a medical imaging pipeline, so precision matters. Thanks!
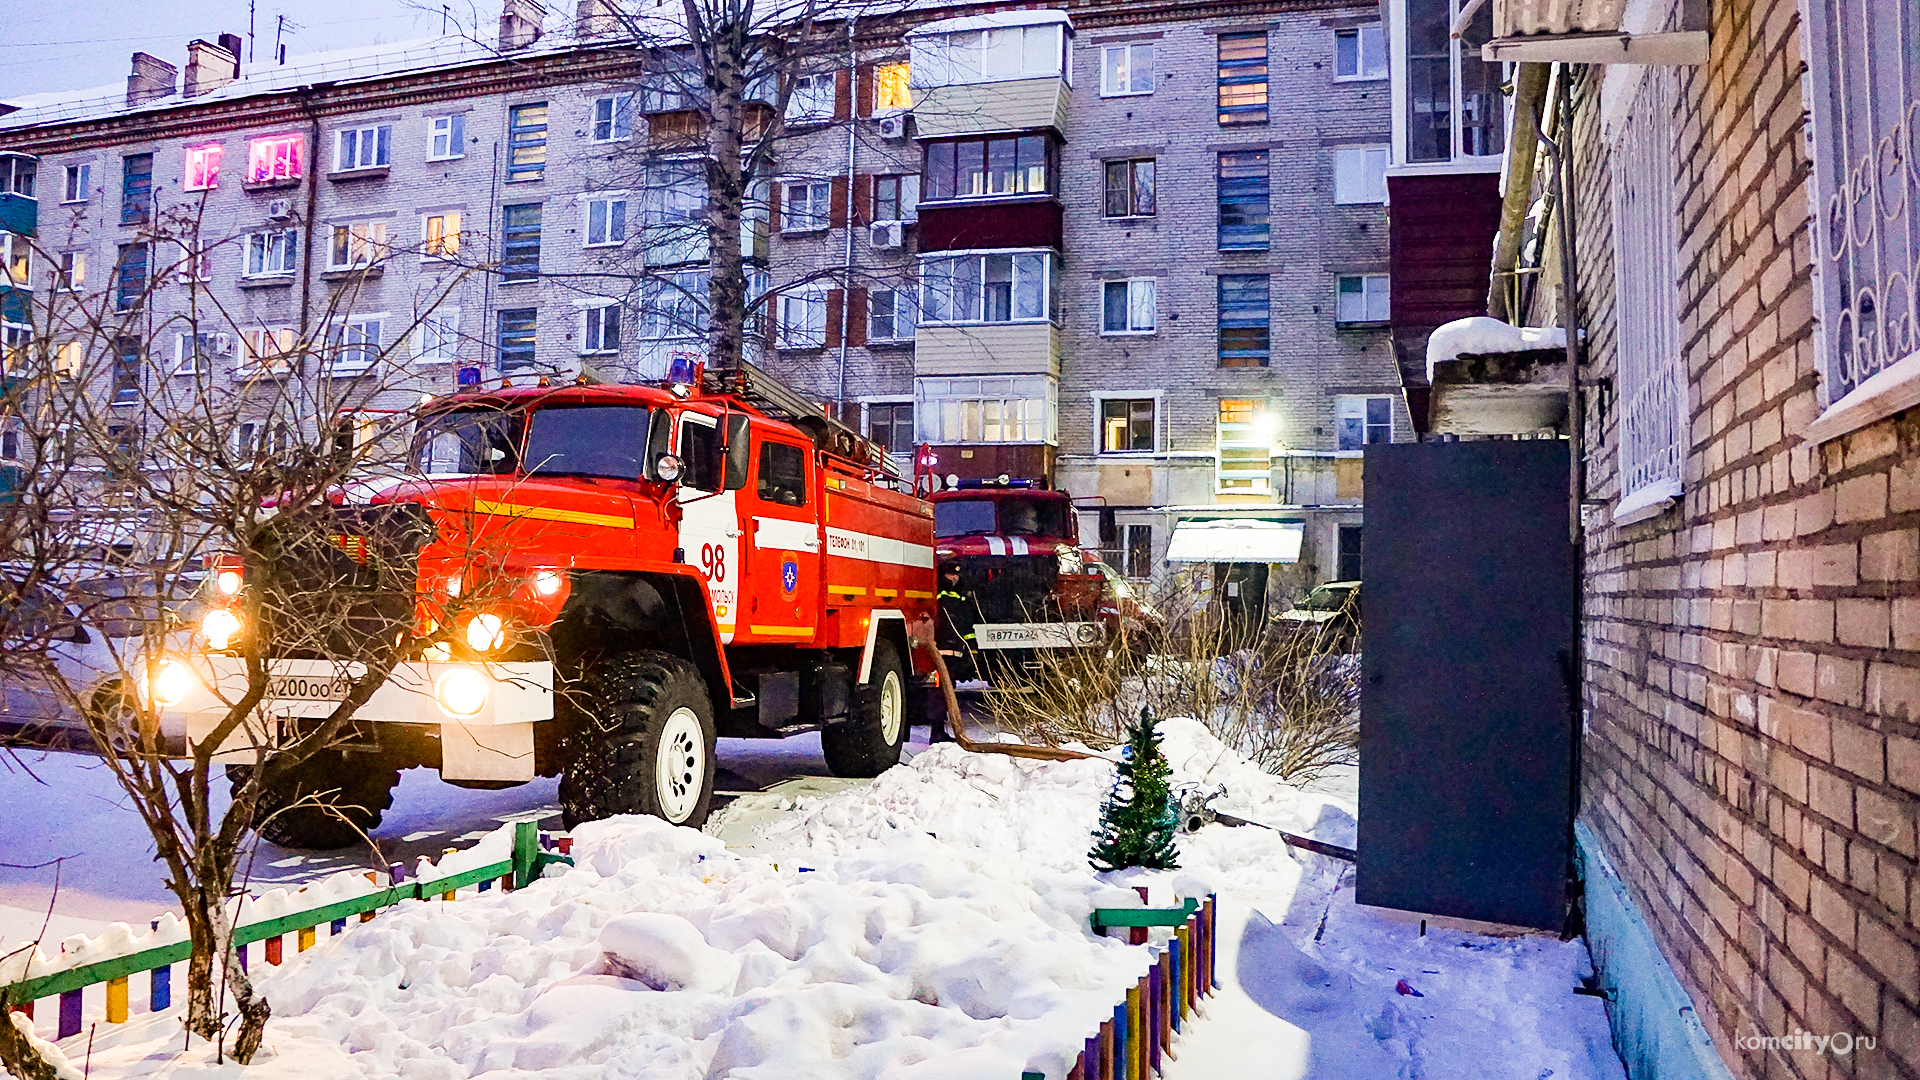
left=907, top=7, right=1073, bottom=36
left=1426, top=316, right=1569, bottom=383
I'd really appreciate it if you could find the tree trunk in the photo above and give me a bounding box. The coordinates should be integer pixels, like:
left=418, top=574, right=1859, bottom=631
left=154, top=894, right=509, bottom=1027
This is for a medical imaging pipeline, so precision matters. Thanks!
left=0, top=999, right=61, bottom=1080
left=705, top=26, right=750, bottom=374
left=181, top=886, right=222, bottom=1040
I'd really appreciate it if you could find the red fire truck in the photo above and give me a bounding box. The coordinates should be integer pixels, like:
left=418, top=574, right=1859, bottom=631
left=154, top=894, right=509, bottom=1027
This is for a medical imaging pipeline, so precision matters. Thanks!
left=162, top=363, right=936, bottom=847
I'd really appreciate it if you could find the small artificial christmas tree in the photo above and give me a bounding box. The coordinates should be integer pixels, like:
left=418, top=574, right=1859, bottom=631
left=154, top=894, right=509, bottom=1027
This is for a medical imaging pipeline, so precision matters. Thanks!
left=1089, top=709, right=1181, bottom=872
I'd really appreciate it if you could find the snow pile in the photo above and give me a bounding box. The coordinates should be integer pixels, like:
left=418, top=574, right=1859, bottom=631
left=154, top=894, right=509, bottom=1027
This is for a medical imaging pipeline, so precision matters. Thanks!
left=1426, top=316, right=1569, bottom=382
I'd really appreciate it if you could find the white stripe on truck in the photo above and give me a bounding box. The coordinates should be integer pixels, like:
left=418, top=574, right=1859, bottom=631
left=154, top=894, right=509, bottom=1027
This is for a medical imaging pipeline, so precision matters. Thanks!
left=825, top=526, right=935, bottom=568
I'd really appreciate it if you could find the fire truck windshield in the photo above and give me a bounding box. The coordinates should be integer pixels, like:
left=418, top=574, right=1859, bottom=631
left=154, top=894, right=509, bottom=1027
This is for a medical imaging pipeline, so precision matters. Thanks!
left=415, top=408, right=522, bottom=475
left=933, top=496, right=1069, bottom=538
left=934, top=499, right=996, bottom=538
left=522, top=406, right=656, bottom=480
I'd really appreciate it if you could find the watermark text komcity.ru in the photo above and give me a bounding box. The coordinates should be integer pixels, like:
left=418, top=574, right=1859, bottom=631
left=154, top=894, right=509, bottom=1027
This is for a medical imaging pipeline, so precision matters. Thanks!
left=1735, top=1030, right=1876, bottom=1055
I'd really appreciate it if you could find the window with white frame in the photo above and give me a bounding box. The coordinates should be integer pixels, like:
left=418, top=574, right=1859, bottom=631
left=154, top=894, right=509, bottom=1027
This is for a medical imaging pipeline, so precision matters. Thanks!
left=592, top=93, right=634, bottom=141
left=1101, top=43, right=1154, bottom=96
left=909, top=22, right=1066, bottom=88
left=328, top=316, right=383, bottom=374
left=1102, top=279, right=1156, bottom=334
left=1611, top=67, right=1686, bottom=508
left=1335, top=274, right=1390, bottom=324
left=241, top=327, right=297, bottom=376
left=329, top=221, right=388, bottom=269
left=423, top=211, right=461, bottom=258
left=53, top=251, right=84, bottom=291
left=581, top=302, right=621, bottom=354
left=1099, top=397, right=1156, bottom=452
left=872, top=174, right=920, bottom=222
left=1334, top=24, right=1386, bottom=79
left=1, top=322, right=29, bottom=375
left=245, top=134, right=303, bottom=183
left=916, top=375, right=1056, bottom=443
left=173, top=331, right=234, bottom=376
left=54, top=341, right=83, bottom=381
left=183, top=143, right=222, bottom=191
left=2, top=235, right=29, bottom=289
left=781, top=181, right=832, bottom=232
left=641, top=270, right=708, bottom=340
left=1332, top=146, right=1389, bottom=204
left=1335, top=395, right=1393, bottom=450
left=868, top=287, right=916, bottom=341
left=428, top=114, right=466, bottom=160
left=245, top=228, right=298, bottom=277
left=1215, top=398, right=1272, bottom=492
left=1404, top=0, right=1505, bottom=163
left=584, top=195, right=628, bottom=247
left=776, top=289, right=827, bottom=349
left=414, top=310, right=459, bottom=363
left=866, top=400, right=915, bottom=452
left=786, top=73, right=837, bottom=121
left=335, top=124, right=392, bottom=171
left=63, top=163, right=91, bottom=203
left=171, top=240, right=213, bottom=283
left=920, top=251, right=1055, bottom=324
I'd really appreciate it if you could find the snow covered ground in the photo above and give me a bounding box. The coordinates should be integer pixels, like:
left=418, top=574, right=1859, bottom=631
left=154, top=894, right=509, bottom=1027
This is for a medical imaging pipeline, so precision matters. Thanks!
left=6, top=721, right=1624, bottom=1080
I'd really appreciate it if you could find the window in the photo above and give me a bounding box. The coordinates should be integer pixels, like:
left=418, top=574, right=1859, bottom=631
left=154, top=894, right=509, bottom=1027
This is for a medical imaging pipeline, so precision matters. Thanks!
left=1100, top=398, right=1155, bottom=452
left=1337, top=525, right=1363, bottom=581
left=1334, top=25, right=1387, bottom=79
left=1102, top=279, right=1156, bottom=334
left=1335, top=274, right=1391, bottom=324
left=497, top=308, right=537, bottom=370
left=909, top=24, right=1065, bottom=87
left=923, top=135, right=1052, bottom=201
left=328, top=316, right=383, bottom=374
left=423, top=212, right=461, bottom=258
left=171, top=240, right=213, bottom=283
left=1, top=322, right=29, bottom=374
left=63, top=163, right=90, bottom=203
left=781, top=182, right=832, bottom=232
left=1216, top=398, right=1272, bottom=492
left=920, top=251, right=1055, bottom=324
left=173, top=331, right=234, bottom=376
left=335, top=125, right=392, bottom=171
left=245, top=228, right=298, bottom=277
left=641, top=270, right=708, bottom=340
left=1, top=235, right=28, bottom=289
left=1406, top=0, right=1505, bottom=163
left=1333, top=146, right=1389, bottom=204
left=757, top=441, right=807, bottom=506
left=591, top=93, right=634, bottom=141
left=502, top=203, right=542, bottom=282
left=1218, top=275, right=1270, bottom=367
left=329, top=220, right=389, bottom=269
left=1218, top=151, right=1270, bottom=250
left=429, top=114, right=466, bottom=160
left=1335, top=396, right=1393, bottom=450
left=872, top=174, right=921, bottom=222
left=777, top=289, right=827, bottom=349
left=241, top=327, right=297, bottom=376
left=581, top=303, right=620, bottom=354
left=1102, top=43, right=1154, bottom=96
left=105, top=424, right=140, bottom=479
left=1124, top=524, right=1153, bottom=579
left=115, top=243, right=147, bottom=311
left=787, top=73, right=837, bottom=122
left=868, top=288, right=916, bottom=341
left=916, top=375, right=1055, bottom=443
left=1104, top=158, right=1155, bottom=217
left=1612, top=68, right=1685, bottom=506
left=411, top=310, right=459, bottom=363
left=121, top=153, right=153, bottom=224
left=583, top=196, right=628, bottom=247
left=245, top=134, right=303, bottom=183
left=183, top=144, right=222, bottom=191
left=54, top=251, right=84, bottom=291
left=112, top=338, right=141, bottom=402
left=0, top=157, right=35, bottom=198
left=867, top=401, right=915, bottom=452
left=874, top=62, right=912, bottom=112
left=507, top=103, right=548, bottom=181
left=54, top=341, right=82, bottom=380
left=1218, top=32, right=1268, bottom=125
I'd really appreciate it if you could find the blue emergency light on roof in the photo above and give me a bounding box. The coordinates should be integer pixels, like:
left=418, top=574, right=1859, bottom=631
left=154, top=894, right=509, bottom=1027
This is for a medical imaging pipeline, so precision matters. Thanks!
left=665, top=355, right=700, bottom=386
left=954, top=478, right=1038, bottom=489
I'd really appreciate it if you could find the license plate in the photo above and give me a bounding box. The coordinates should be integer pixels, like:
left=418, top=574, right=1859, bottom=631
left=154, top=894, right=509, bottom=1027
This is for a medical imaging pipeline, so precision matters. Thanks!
left=269, top=674, right=353, bottom=702
left=974, top=622, right=1103, bottom=650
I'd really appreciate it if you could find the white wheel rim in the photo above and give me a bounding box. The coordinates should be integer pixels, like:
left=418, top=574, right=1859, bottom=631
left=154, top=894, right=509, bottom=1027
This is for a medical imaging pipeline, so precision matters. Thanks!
left=655, top=707, right=706, bottom=824
left=879, top=670, right=903, bottom=745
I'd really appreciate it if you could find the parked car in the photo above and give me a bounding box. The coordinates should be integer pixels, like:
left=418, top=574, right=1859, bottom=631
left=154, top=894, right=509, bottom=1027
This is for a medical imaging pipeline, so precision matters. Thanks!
left=1086, top=556, right=1165, bottom=653
left=1271, top=580, right=1361, bottom=653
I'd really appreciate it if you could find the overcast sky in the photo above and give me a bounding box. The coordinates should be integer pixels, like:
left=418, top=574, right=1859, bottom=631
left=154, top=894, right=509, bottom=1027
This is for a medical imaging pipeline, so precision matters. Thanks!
left=0, top=0, right=473, bottom=103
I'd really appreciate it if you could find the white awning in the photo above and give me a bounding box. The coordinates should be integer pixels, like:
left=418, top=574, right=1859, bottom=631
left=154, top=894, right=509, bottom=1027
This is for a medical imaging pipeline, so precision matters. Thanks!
left=1165, top=520, right=1304, bottom=564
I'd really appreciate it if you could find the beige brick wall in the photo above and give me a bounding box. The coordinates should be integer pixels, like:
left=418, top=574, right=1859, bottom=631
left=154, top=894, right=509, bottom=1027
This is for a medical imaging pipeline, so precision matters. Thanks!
left=1564, top=1, right=1920, bottom=1076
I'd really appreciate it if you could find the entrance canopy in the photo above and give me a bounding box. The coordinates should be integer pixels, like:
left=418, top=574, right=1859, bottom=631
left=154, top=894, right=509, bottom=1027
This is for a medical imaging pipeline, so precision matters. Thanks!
left=1165, top=520, right=1304, bottom=564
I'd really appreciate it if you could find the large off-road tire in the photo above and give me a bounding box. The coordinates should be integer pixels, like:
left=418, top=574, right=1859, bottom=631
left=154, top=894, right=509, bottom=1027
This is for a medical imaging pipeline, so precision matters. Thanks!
left=822, top=639, right=908, bottom=778
left=229, top=752, right=400, bottom=850
left=558, top=652, right=716, bottom=830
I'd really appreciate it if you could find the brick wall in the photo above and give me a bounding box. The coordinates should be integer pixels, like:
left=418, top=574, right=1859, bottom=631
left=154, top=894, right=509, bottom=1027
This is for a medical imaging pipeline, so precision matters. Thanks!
left=1564, top=1, right=1920, bottom=1075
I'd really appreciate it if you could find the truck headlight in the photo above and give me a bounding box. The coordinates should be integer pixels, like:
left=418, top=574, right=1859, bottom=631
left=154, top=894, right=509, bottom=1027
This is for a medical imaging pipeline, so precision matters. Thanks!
left=141, top=660, right=195, bottom=708
left=201, top=609, right=242, bottom=650
left=532, top=570, right=564, bottom=596
left=215, top=569, right=244, bottom=596
left=434, top=667, right=489, bottom=718
left=465, top=612, right=506, bottom=652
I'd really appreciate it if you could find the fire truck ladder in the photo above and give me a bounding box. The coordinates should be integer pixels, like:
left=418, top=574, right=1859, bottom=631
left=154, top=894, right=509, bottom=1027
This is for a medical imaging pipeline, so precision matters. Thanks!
left=704, top=360, right=903, bottom=479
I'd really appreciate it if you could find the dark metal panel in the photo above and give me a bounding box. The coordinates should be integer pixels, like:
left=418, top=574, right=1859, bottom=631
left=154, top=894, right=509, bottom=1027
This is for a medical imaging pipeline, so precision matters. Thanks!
left=1356, top=440, right=1576, bottom=931
left=916, top=200, right=1064, bottom=253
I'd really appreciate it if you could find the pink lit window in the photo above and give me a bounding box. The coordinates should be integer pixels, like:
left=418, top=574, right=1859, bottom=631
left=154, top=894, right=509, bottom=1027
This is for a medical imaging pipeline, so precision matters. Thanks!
left=183, top=143, right=223, bottom=191
left=246, top=134, right=303, bottom=183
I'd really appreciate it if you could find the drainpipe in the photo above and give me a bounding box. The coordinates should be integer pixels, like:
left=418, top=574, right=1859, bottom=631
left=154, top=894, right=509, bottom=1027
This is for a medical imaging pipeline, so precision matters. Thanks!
left=1489, top=63, right=1550, bottom=321
left=296, top=90, right=322, bottom=341
left=836, top=15, right=858, bottom=419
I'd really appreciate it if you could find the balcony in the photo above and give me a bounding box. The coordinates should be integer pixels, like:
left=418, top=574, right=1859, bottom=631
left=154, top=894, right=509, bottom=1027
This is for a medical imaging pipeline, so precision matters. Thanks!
left=912, top=79, right=1069, bottom=140
left=913, top=322, right=1058, bottom=377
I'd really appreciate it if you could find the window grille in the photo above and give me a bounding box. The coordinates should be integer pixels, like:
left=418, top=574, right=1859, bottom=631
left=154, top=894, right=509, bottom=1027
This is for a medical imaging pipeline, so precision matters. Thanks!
left=1610, top=68, right=1686, bottom=506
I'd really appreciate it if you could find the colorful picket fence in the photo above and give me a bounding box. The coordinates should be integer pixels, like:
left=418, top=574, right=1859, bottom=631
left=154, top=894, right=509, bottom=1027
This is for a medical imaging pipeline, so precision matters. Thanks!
left=1019, top=891, right=1218, bottom=1080
left=1, top=821, right=573, bottom=1040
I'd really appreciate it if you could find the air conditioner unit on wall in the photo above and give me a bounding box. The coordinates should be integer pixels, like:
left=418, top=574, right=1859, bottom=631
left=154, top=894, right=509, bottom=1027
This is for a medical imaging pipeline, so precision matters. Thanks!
left=876, top=113, right=909, bottom=140
left=869, top=220, right=905, bottom=250
left=266, top=198, right=294, bottom=220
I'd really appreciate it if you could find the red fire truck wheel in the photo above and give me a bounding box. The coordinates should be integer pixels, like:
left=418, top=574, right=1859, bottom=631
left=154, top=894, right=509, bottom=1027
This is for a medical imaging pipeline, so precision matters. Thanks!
left=821, top=639, right=909, bottom=778
left=558, top=652, right=717, bottom=829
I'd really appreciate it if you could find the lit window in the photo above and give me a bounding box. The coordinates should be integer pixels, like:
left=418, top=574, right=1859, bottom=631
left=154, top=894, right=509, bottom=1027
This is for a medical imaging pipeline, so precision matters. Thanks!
left=54, top=251, right=85, bottom=291
left=328, top=316, right=384, bottom=375
left=581, top=303, right=620, bottom=354
left=1100, top=398, right=1155, bottom=453
left=429, top=114, right=466, bottom=160
left=781, top=181, right=833, bottom=232
left=241, top=327, right=297, bottom=376
left=55, top=341, right=83, bottom=380
left=1218, top=32, right=1268, bottom=125
left=915, top=376, right=1056, bottom=444
left=920, top=251, right=1055, bottom=324
left=1102, top=279, right=1156, bottom=334
left=329, top=221, right=389, bottom=270
left=415, top=310, right=459, bottom=363
left=335, top=125, right=392, bottom=171
left=1, top=322, right=30, bottom=375
left=787, top=72, right=838, bottom=122
left=244, top=229, right=298, bottom=277
left=171, top=240, right=213, bottom=283
left=183, top=144, right=222, bottom=191
left=1, top=235, right=28, bottom=289
left=1216, top=399, right=1272, bottom=492
left=1332, top=146, right=1389, bottom=204
left=868, top=288, right=916, bottom=341
left=1335, top=274, right=1391, bottom=324
left=423, top=212, right=461, bottom=258
left=1102, top=43, right=1154, bottom=96
left=591, top=94, right=634, bottom=141
left=246, top=135, right=303, bottom=184
left=584, top=195, right=628, bottom=247
left=776, top=290, right=827, bottom=349
left=62, top=163, right=91, bottom=203
left=1104, top=158, right=1155, bottom=217
left=1334, top=25, right=1387, bottom=79
left=874, top=62, right=912, bottom=111
left=507, top=103, right=548, bottom=182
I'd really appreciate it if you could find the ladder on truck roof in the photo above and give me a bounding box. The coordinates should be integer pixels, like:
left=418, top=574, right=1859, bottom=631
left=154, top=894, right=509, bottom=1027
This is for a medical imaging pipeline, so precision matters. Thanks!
left=704, top=360, right=905, bottom=480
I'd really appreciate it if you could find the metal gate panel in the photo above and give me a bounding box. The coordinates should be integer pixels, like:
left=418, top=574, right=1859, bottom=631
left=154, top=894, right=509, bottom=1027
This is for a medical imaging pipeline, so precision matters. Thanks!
left=1356, top=440, right=1576, bottom=931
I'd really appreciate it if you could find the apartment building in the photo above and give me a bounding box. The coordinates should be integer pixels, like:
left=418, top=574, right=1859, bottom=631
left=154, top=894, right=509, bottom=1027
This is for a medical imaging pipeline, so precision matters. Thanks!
left=0, top=0, right=1392, bottom=603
